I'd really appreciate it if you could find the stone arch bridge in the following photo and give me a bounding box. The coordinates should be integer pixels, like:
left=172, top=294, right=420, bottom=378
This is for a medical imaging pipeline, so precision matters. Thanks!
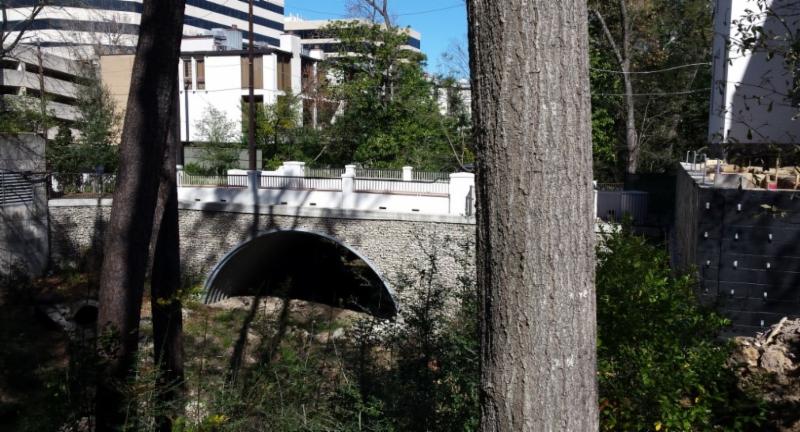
left=48, top=199, right=476, bottom=317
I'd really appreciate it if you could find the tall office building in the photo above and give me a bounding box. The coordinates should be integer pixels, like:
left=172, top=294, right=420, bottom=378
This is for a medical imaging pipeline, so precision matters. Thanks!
left=284, top=17, right=421, bottom=59
left=3, top=0, right=286, bottom=58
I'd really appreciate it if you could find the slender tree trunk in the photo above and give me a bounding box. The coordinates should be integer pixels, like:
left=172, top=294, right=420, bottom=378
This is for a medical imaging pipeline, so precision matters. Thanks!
left=150, top=86, right=184, bottom=432
left=594, top=1, right=639, bottom=175
left=623, top=72, right=639, bottom=174
left=467, top=1, right=598, bottom=431
left=95, top=0, right=185, bottom=428
left=619, top=1, right=639, bottom=175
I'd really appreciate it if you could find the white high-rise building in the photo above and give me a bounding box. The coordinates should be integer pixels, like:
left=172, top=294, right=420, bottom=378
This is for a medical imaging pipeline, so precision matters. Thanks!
left=283, top=17, right=421, bottom=59
left=4, top=0, right=286, bottom=58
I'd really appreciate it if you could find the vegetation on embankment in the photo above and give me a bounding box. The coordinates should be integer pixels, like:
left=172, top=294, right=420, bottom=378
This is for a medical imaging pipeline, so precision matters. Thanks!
left=0, top=230, right=781, bottom=431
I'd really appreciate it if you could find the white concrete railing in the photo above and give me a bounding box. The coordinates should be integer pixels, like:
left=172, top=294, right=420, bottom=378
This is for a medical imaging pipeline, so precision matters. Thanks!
left=177, top=162, right=476, bottom=217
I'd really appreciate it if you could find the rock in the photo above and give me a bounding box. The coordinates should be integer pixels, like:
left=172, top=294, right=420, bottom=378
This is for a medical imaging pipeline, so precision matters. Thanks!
left=58, top=417, right=92, bottom=432
left=38, top=299, right=98, bottom=337
left=288, top=327, right=310, bottom=338
left=185, top=400, right=208, bottom=424
left=313, top=332, right=330, bottom=344
left=760, top=346, right=794, bottom=375
left=208, top=297, right=253, bottom=310
left=313, top=328, right=345, bottom=344
left=731, top=342, right=760, bottom=368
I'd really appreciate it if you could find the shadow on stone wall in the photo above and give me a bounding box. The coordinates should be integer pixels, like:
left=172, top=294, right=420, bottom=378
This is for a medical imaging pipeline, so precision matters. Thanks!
left=48, top=184, right=476, bottom=315
left=0, top=134, right=48, bottom=277
left=48, top=199, right=110, bottom=273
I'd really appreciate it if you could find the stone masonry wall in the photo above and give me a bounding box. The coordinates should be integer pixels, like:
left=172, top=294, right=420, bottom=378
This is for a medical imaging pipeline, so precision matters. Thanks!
left=49, top=201, right=111, bottom=270
left=48, top=202, right=477, bottom=297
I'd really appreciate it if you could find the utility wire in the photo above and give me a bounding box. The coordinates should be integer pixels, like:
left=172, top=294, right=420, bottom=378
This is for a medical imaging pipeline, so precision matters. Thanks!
left=285, top=6, right=349, bottom=18
left=397, top=5, right=463, bottom=16
left=594, top=88, right=710, bottom=97
left=590, top=62, right=711, bottom=75
left=286, top=3, right=463, bottom=19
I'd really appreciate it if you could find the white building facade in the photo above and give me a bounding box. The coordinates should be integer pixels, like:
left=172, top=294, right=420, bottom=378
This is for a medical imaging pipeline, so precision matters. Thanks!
left=4, top=0, right=286, bottom=58
left=709, top=0, right=800, bottom=145
left=176, top=33, right=320, bottom=143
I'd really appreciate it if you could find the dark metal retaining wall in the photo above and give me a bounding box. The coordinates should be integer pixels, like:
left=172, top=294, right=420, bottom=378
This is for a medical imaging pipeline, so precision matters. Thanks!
left=674, top=168, right=800, bottom=334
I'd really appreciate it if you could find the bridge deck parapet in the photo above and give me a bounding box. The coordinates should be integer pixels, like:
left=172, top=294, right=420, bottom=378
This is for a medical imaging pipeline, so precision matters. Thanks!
left=179, top=162, right=476, bottom=217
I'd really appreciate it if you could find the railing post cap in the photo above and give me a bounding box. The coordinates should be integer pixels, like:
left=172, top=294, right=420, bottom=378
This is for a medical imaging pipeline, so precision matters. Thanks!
left=176, top=164, right=184, bottom=171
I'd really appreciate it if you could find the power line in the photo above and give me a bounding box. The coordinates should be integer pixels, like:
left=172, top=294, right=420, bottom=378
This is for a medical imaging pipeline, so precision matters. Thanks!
left=590, top=62, right=711, bottom=75
left=594, top=88, right=710, bottom=97
left=397, top=4, right=463, bottom=16
left=286, top=3, right=464, bottom=19
left=286, top=6, right=348, bottom=18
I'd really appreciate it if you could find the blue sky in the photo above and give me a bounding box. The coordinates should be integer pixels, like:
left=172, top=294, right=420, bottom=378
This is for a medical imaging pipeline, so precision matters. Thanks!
left=284, top=1, right=468, bottom=74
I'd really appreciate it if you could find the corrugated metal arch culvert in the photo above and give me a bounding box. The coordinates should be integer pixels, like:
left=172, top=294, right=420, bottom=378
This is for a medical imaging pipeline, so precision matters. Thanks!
left=202, top=228, right=398, bottom=319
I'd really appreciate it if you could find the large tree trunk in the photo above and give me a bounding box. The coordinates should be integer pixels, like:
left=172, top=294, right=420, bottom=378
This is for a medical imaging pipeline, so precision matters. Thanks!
left=150, top=86, right=184, bottom=432
left=467, top=1, right=598, bottom=431
left=95, top=0, right=185, bottom=428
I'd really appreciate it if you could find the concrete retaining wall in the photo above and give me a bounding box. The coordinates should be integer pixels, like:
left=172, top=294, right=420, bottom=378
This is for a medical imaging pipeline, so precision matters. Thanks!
left=0, top=134, right=48, bottom=276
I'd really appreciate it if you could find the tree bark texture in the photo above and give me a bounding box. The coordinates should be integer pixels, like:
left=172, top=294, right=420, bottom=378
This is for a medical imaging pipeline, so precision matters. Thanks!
left=150, top=85, right=185, bottom=432
left=467, top=1, right=598, bottom=431
left=95, top=0, right=185, bottom=428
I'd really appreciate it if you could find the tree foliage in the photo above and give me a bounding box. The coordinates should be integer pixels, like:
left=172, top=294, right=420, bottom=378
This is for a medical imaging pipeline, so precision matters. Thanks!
left=596, top=227, right=766, bottom=431
left=589, top=0, right=713, bottom=179
left=318, top=20, right=465, bottom=171
left=244, top=93, right=310, bottom=169
left=0, top=95, right=50, bottom=136
left=194, top=106, right=241, bottom=175
left=47, top=80, right=120, bottom=173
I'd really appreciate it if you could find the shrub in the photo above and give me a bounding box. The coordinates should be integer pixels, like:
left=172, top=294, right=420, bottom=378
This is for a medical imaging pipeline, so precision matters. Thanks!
left=341, top=237, right=479, bottom=432
left=596, top=227, right=766, bottom=431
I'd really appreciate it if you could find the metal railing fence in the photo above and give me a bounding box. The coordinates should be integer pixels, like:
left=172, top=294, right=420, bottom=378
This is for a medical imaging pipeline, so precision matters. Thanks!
left=353, top=178, right=449, bottom=196
left=181, top=173, right=248, bottom=187
left=50, top=173, right=116, bottom=198
left=595, top=183, right=624, bottom=192
left=306, top=167, right=345, bottom=178
left=178, top=173, right=451, bottom=196
left=355, top=168, right=403, bottom=180
left=413, top=171, right=450, bottom=182
left=260, top=176, right=343, bottom=191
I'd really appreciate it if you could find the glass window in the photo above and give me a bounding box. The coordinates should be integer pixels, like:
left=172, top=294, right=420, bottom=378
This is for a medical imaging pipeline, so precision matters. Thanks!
left=196, top=59, right=205, bottom=90
left=240, top=56, right=264, bottom=90
left=182, top=58, right=192, bottom=89
left=277, top=54, right=292, bottom=92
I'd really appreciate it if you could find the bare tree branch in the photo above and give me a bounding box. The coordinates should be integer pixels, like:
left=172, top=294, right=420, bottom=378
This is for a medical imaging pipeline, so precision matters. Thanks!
left=1, top=0, right=48, bottom=58
left=438, top=115, right=468, bottom=171
left=592, top=3, right=640, bottom=174
left=440, top=37, right=470, bottom=78
left=347, top=0, right=394, bottom=28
